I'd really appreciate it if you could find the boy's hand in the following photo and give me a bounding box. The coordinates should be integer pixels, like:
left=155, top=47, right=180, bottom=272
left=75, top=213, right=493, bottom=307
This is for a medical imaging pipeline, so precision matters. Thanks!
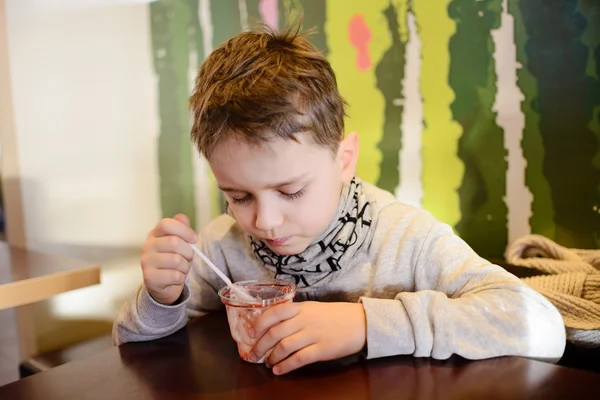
left=247, top=302, right=367, bottom=375
left=141, top=214, right=199, bottom=305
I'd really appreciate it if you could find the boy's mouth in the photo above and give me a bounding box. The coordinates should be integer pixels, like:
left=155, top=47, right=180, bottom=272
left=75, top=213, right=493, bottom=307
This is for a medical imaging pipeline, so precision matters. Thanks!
left=265, top=237, right=290, bottom=246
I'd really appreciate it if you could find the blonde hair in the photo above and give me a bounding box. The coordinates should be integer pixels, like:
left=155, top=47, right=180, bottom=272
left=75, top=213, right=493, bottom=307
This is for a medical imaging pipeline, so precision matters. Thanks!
left=189, top=20, right=347, bottom=159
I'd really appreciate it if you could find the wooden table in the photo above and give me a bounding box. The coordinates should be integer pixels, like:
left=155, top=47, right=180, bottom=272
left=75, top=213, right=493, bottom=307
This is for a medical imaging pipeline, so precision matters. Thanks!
left=0, top=313, right=598, bottom=399
left=0, top=241, right=100, bottom=309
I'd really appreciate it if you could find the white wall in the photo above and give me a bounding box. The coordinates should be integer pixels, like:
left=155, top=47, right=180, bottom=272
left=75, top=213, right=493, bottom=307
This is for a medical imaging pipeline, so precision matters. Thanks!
left=6, top=0, right=160, bottom=251
left=4, top=0, right=159, bottom=350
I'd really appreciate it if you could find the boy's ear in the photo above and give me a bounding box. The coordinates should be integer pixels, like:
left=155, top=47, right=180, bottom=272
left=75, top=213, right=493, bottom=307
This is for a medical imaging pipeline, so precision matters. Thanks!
left=339, top=132, right=359, bottom=183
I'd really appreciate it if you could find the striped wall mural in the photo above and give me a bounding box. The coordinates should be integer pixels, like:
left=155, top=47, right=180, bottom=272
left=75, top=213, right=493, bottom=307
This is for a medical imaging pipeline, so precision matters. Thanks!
left=149, top=0, right=600, bottom=259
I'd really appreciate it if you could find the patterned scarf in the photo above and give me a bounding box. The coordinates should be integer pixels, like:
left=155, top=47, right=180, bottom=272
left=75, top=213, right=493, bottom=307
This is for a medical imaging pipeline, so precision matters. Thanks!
left=248, top=177, right=376, bottom=289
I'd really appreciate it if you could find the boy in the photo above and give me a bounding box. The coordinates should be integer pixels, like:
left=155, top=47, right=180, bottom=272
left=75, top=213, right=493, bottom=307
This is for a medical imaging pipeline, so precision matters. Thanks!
left=113, top=23, right=566, bottom=376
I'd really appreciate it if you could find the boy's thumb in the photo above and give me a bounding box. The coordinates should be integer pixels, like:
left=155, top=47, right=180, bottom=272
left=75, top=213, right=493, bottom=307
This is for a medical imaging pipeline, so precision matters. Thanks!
left=173, top=213, right=190, bottom=227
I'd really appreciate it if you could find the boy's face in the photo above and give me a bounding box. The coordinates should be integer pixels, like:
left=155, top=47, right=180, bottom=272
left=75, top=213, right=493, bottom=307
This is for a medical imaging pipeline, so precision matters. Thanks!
left=209, top=132, right=358, bottom=256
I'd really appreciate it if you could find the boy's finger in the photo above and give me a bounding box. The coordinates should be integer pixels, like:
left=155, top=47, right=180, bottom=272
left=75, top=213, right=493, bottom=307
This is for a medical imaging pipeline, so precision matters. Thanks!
left=250, top=302, right=300, bottom=339
left=152, top=236, right=195, bottom=262
left=246, top=317, right=302, bottom=362
left=173, top=214, right=190, bottom=227
left=144, top=252, right=191, bottom=276
left=144, top=268, right=186, bottom=289
left=266, top=331, right=314, bottom=367
left=272, top=344, right=320, bottom=375
left=153, top=218, right=198, bottom=243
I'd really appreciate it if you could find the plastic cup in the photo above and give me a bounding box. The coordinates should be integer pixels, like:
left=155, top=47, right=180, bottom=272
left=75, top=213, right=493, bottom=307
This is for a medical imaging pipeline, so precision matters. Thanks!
left=218, top=279, right=296, bottom=363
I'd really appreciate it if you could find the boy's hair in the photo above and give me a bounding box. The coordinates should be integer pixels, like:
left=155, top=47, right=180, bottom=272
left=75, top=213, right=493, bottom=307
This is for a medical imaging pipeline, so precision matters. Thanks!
left=189, top=20, right=346, bottom=159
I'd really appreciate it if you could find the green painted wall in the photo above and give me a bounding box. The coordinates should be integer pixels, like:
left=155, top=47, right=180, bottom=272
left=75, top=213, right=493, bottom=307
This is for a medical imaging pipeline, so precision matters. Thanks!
left=150, top=0, right=600, bottom=257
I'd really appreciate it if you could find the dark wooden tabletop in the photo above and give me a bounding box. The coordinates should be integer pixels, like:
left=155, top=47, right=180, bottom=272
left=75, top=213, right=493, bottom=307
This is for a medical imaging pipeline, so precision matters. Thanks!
left=0, top=312, right=597, bottom=399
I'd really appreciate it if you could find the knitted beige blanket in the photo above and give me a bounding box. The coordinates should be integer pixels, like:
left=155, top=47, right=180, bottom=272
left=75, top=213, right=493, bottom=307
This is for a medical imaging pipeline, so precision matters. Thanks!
left=505, top=234, right=600, bottom=348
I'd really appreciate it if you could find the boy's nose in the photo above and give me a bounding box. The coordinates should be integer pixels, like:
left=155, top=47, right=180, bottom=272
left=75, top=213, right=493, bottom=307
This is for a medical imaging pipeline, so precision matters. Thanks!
left=254, top=204, right=284, bottom=232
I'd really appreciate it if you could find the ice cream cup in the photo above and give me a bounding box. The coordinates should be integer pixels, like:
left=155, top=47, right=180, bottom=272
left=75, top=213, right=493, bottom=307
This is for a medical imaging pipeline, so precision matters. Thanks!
left=218, top=279, right=296, bottom=363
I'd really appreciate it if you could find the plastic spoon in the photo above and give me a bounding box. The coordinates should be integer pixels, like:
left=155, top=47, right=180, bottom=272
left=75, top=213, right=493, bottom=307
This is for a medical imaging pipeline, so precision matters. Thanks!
left=188, top=243, right=257, bottom=303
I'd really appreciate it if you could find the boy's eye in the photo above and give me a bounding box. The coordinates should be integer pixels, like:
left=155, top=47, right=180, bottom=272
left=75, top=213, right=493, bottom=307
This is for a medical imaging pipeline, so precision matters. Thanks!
left=231, top=194, right=252, bottom=205
left=281, top=188, right=305, bottom=200
left=230, top=188, right=306, bottom=205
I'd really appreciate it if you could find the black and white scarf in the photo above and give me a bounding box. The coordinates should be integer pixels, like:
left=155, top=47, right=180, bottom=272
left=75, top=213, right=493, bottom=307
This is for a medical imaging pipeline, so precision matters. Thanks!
left=248, top=177, right=375, bottom=289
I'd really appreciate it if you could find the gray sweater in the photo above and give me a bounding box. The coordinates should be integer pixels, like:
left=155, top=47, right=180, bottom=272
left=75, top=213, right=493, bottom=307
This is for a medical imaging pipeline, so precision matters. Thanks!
left=113, top=183, right=566, bottom=362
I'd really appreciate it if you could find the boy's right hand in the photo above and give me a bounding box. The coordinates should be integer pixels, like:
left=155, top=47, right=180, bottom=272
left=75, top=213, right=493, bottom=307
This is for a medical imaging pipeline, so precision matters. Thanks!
left=141, top=214, right=199, bottom=305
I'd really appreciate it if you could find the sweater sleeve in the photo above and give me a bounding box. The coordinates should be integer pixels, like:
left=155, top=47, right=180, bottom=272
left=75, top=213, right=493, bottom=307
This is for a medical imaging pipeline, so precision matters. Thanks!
left=112, top=220, right=229, bottom=346
left=360, top=216, right=566, bottom=363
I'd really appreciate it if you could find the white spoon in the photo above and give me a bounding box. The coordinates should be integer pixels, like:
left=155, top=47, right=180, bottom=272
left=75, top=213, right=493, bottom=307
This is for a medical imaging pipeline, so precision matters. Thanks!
left=188, top=243, right=257, bottom=303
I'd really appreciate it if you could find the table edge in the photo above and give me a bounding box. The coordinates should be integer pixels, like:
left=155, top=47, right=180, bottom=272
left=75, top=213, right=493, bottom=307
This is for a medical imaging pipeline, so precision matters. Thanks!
left=0, top=265, right=101, bottom=309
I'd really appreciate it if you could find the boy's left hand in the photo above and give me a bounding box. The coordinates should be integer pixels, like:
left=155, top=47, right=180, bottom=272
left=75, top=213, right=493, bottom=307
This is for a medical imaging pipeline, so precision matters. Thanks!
left=247, top=301, right=367, bottom=375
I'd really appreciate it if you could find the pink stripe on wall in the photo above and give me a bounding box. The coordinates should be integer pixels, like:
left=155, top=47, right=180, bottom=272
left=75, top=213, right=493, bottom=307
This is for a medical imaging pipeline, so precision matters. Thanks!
left=259, top=0, right=278, bottom=29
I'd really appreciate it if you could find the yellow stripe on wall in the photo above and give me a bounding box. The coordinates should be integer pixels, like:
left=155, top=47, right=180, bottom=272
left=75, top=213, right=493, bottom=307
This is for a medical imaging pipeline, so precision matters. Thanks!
left=412, top=1, right=463, bottom=227
left=326, top=0, right=391, bottom=185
